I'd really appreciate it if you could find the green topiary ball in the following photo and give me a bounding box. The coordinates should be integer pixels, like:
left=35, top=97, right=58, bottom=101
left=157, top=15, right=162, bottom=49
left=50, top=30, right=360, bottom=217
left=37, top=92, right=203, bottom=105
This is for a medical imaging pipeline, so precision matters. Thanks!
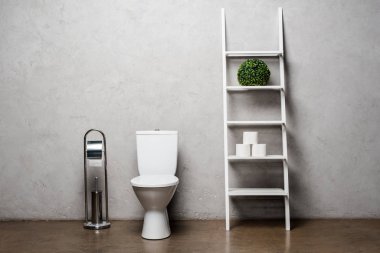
left=237, top=59, right=270, bottom=86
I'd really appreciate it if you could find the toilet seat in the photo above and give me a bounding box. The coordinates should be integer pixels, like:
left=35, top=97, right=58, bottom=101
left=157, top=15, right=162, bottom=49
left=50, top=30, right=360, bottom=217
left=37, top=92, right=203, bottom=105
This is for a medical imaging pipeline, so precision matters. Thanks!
left=131, top=175, right=178, bottom=188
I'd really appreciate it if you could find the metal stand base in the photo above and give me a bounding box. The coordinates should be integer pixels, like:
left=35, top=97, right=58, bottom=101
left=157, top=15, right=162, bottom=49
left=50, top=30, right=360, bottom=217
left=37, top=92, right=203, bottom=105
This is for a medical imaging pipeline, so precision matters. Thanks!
left=83, top=221, right=111, bottom=230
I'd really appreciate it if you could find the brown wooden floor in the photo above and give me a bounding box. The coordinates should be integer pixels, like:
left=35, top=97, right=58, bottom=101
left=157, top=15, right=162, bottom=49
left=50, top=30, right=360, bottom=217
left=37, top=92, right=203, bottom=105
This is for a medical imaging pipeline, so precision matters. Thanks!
left=0, top=219, right=379, bottom=253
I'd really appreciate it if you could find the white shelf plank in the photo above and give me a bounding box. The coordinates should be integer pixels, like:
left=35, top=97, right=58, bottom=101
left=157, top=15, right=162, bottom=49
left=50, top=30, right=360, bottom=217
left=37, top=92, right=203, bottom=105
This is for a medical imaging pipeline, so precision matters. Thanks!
left=228, top=155, right=286, bottom=162
left=229, top=188, right=287, bottom=196
left=226, top=86, right=283, bottom=91
left=226, top=121, right=285, bottom=126
left=225, top=51, right=282, bottom=57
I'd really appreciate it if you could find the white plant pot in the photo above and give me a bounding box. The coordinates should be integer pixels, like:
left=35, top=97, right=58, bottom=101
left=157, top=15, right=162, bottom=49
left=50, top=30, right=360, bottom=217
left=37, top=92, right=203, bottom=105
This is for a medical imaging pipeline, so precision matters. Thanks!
left=236, top=144, right=251, bottom=157
left=252, top=144, right=266, bottom=157
left=243, top=132, right=258, bottom=145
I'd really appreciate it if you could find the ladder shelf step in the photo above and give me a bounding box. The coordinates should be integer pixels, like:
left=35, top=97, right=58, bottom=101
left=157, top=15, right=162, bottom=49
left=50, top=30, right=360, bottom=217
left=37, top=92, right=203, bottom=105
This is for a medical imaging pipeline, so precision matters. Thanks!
left=226, top=121, right=285, bottom=126
left=229, top=188, right=287, bottom=196
left=225, top=51, right=282, bottom=57
left=226, top=86, right=283, bottom=91
left=228, top=155, right=286, bottom=162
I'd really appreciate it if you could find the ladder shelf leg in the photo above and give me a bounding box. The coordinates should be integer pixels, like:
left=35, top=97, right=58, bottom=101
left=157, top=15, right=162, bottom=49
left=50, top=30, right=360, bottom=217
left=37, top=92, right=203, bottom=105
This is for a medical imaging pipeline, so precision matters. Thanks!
left=284, top=161, right=291, bottom=230
left=279, top=7, right=291, bottom=231
left=285, top=196, right=290, bottom=230
left=221, top=8, right=230, bottom=231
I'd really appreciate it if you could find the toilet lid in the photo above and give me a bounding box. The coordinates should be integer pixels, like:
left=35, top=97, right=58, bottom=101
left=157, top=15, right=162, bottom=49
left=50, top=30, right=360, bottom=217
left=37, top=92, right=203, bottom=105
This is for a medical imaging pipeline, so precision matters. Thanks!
left=130, top=175, right=179, bottom=188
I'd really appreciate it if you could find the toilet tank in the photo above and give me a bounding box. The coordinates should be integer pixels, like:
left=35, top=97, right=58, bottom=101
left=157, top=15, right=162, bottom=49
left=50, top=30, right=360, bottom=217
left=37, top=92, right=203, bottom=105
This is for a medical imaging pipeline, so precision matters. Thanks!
left=136, top=130, right=178, bottom=175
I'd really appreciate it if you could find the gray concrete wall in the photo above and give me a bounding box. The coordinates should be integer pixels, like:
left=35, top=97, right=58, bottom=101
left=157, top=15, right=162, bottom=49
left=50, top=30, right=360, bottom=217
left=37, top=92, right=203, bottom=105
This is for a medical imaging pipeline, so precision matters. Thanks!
left=0, top=0, right=379, bottom=220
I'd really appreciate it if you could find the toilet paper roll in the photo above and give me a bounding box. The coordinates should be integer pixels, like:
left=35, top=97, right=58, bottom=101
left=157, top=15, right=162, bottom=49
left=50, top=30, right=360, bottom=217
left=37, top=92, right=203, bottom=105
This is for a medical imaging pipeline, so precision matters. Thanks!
left=88, top=159, right=103, bottom=167
left=243, top=132, right=258, bottom=144
left=86, top=140, right=103, bottom=159
left=236, top=144, right=251, bottom=157
left=252, top=144, right=266, bottom=157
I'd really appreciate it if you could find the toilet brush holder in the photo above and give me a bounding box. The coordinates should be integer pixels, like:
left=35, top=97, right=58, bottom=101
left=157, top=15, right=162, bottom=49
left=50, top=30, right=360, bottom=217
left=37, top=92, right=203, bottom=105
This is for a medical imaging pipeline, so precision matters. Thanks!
left=91, top=177, right=103, bottom=225
left=83, top=129, right=111, bottom=230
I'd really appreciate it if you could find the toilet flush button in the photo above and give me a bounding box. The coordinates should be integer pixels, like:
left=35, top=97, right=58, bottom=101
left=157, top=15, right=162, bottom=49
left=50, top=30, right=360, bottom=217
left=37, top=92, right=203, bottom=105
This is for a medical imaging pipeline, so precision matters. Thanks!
left=155, top=129, right=160, bottom=131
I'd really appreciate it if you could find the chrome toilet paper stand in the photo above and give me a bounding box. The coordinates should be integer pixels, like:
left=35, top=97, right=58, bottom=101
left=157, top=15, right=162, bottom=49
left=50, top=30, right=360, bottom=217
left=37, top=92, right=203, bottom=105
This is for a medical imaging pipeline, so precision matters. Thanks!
left=83, top=129, right=111, bottom=230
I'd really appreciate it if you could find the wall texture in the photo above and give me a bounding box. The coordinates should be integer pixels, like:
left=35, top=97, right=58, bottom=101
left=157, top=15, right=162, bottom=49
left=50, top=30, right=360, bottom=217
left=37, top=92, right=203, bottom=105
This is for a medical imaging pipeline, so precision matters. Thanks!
left=0, top=0, right=379, bottom=220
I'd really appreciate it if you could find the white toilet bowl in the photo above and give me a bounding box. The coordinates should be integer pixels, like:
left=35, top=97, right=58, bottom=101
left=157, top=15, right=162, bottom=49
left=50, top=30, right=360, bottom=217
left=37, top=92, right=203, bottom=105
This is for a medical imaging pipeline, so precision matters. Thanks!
left=132, top=130, right=178, bottom=240
left=131, top=175, right=178, bottom=239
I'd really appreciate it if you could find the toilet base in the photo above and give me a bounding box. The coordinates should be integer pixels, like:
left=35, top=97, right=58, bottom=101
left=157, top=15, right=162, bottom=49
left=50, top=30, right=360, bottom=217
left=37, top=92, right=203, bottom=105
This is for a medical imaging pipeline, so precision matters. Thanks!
left=142, top=209, right=171, bottom=240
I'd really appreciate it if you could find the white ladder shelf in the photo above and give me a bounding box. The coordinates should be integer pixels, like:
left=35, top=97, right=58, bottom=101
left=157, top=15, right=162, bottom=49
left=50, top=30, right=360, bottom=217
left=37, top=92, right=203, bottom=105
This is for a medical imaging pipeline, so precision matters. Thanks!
left=221, top=7, right=290, bottom=231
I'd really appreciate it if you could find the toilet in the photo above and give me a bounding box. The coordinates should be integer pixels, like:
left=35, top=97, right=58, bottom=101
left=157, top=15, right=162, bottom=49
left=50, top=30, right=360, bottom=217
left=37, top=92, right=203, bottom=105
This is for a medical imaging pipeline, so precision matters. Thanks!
left=131, top=130, right=179, bottom=239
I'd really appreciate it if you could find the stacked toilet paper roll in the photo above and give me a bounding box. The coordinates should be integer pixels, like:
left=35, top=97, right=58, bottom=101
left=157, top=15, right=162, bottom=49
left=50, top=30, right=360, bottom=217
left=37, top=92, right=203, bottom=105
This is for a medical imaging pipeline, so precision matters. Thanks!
left=243, top=132, right=258, bottom=145
left=252, top=144, right=266, bottom=157
left=235, top=131, right=267, bottom=157
left=235, top=144, right=250, bottom=157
